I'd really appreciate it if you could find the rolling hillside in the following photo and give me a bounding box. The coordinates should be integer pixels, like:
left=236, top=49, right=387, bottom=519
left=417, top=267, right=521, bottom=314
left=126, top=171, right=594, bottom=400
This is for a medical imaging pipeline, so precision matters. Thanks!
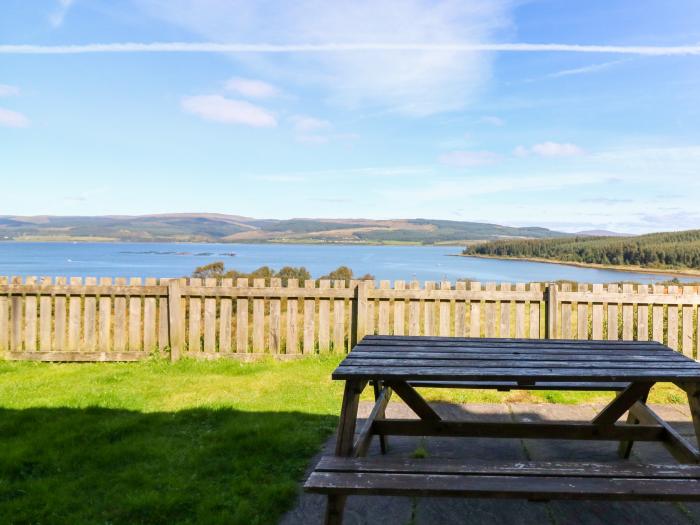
left=0, top=214, right=567, bottom=244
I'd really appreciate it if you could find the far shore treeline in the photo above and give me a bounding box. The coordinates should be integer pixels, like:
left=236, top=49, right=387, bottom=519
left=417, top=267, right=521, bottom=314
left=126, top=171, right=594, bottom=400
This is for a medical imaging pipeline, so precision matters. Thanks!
left=192, top=261, right=374, bottom=284
left=464, top=230, right=700, bottom=271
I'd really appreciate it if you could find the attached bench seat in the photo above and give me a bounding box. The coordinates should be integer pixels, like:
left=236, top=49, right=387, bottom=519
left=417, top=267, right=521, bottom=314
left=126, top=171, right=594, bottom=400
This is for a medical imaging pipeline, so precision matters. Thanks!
left=407, top=380, right=629, bottom=391
left=305, top=456, right=700, bottom=501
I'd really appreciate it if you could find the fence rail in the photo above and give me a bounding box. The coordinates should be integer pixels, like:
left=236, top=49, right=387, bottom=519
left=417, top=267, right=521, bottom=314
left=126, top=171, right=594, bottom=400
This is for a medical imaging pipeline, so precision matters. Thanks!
left=1, top=276, right=699, bottom=361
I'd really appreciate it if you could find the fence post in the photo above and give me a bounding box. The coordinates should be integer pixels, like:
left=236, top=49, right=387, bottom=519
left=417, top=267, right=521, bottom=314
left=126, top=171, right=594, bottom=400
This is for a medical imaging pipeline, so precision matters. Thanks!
left=545, top=282, right=559, bottom=339
left=352, top=280, right=368, bottom=349
left=168, top=278, right=184, bottom=361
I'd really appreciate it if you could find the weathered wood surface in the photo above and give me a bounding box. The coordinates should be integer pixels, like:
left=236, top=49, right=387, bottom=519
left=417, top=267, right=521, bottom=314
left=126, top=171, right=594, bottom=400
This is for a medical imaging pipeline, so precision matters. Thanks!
left=306, top=457, right=700, bottom=500
left=334, top=337, right=700, bottom=382
left=2, top=278, right=699, bottom=362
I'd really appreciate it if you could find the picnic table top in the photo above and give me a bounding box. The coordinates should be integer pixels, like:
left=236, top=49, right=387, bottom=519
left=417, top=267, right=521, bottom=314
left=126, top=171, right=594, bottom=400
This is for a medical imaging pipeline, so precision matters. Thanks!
left=332, top=335, right=700, bottom=383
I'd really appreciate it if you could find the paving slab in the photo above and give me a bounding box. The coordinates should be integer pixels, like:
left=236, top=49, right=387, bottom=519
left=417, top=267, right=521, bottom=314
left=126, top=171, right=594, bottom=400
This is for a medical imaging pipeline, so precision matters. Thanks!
left=282, top=401, right=699, bottom=525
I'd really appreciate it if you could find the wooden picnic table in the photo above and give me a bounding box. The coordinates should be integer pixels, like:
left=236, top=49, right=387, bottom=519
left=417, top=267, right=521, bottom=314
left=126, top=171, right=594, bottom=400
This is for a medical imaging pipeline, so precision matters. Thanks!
left=306, top=335, right=700, bottom=524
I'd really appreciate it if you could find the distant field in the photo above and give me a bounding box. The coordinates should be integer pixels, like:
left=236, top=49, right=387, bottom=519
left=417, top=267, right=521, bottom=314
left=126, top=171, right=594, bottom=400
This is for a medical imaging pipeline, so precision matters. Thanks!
left=464, top=230, right=700, bottom=272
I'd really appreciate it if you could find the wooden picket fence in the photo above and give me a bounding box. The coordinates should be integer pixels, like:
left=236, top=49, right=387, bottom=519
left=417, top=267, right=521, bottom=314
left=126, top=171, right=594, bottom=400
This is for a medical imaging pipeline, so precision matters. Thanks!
left=1, top=276, right=699, bottom=361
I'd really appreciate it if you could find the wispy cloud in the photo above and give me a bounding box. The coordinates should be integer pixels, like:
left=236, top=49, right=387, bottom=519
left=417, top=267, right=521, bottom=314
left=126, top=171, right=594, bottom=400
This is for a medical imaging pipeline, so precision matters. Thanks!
left=0, top=84, right=20, bottom=97
left=547, top=60, right=627, bottom=78
left=181, top=95, right=277, bottom=127
left=49, top=0, right=75, bottom=28
left=515, top=142, right=584, bottom=157
left=225, top=77, right=279, bottom=98
left=478, top=115, right=504, bottom=126
left=439, top=150, right=500, bottom=167
left=1, top=42, right=699, bottom=55
left=0, top=107, right=30, bottom=128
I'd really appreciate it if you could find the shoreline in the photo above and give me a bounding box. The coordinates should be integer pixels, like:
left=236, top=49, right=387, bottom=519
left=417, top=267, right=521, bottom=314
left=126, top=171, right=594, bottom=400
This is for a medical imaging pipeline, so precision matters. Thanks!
left=457, top=253, right=700, bottom=279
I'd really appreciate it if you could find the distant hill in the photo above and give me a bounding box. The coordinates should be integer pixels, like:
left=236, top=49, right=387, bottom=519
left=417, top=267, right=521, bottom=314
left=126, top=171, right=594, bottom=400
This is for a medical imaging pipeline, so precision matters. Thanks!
left=575, top=229, right=630, bottom=237
left=0, top=214, right=568, bottom=244
left=463, top=230, right=700, bottom=271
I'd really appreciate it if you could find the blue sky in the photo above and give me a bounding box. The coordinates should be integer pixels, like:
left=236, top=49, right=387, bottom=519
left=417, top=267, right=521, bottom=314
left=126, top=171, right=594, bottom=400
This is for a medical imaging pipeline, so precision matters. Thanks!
left=1, top=0, right=699, bottom=233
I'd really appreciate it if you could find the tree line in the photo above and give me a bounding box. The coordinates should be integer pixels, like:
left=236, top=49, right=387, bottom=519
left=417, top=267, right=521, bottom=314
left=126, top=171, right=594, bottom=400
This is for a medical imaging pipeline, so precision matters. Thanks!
left=191, top=261, right=374, bottom=284
left=463, top=230, right=700, bottom=270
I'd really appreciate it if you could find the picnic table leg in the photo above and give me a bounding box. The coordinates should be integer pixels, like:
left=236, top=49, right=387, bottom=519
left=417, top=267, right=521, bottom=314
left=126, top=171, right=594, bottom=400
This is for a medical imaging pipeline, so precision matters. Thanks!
left=325, top=379, right=365, bottom=525
left=373, top=381, right=388, bottom=453
left=617, top=390, right=649, bottom=459
left=684, top=382, right=700, bottom=455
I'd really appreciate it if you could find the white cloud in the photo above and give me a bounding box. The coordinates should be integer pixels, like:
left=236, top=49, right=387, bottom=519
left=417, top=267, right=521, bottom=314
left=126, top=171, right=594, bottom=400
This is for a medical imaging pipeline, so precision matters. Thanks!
left=439, top=150, right=499, bottom=167
left=0, top=84, right=20, bottom=97
left=479, top=116, right=504, bottom=126
left=0, top=107, right=30, bottom=128
left=49, top=0, right=75, bottom=27
left=290, top=115, right=330, bottom=133
left=181, top=95, right=276, bottom=127
left=225, top=77, right=279, bottom=98
left=515, top=142, right=584, bottom=157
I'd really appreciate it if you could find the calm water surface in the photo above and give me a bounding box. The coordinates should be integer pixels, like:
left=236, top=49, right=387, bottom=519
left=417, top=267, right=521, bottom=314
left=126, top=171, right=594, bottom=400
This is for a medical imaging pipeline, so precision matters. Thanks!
left=0, top=242, right=695, bottom=284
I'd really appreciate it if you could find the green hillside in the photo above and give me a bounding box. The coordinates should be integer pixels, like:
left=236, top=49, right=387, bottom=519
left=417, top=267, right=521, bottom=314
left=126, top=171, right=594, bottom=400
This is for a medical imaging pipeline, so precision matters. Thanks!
left=463, top=230, right=700, bottom=270
left=0, top=214, right=567, bottom=244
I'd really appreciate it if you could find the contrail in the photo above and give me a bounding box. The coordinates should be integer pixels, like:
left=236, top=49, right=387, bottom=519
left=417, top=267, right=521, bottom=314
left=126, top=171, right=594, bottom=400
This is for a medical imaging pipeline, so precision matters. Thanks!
left=0, top=42, right=699, bottom=55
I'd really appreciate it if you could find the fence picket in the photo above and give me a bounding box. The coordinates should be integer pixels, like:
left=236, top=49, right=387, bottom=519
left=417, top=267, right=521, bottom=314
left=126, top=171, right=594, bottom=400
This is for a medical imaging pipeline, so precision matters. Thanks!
left=318, top=280, right=331, bottom=351
left=667, top=285, right=679, bottom=350
left=637, top=285, right=649, bottom=342
left=99, top=277, right=112, bottom=352
left=333, top=280, right=345, bottom=352
left=484, top=283, right=497, bottom=337
left=188, top=278, right=202, bottom=353
left=528, top=283, right=540, bottom=339
left=269, top=278, right=282, bottom=354
left=54, top=276, right=67, bottom=351
left=622, top=283, right=634, bottom=341
left=285, top=279, right=299, bottom=353
left=652, top=284, right=665, bottom=343
left=560, top=283, right=572, bottom=339
left=158, top=278, right=169, bottom=351
left=439, top=281, right=451, bottom=337
left=143, top=278, right=157, bottom=352
left=498, top=283, right=511, bottom=338
left=114, top=277, right=127, bottom=351
left=378, top=280, right=390, bottom=335
left=0, top=277, right=7, bottom=352
left=68, top=277, right=82, bottom=351
left=607, top=283, right=619, bottom=341
left=682, top=286, right=694, bottom=358
left=365, top=280, right=376, bottom=336
left=83, top=277, right=97, bottom=351
left=203, top=278, right=217, bottom=353
left=236, top=278, right=249, bottom=353
left=455, top=281, right=467, bottom=337
left=470, top=282, right=481, bottom=337
left=591, top=283, right=604, bottom=340
left=253, top=278, right=266, bottom=353
left=24, top=276, right=37, bottom=351
left=393, top=280, right=406, bottom=336
left=39, top=276, right=52, bottom=351
left=303, top=280, right=315, bottom=353
left=576, top=284, right=588, bottom=340
left=10, top=276, right=23, bottom=351
left=219, top=278, right=233, bottom=353
left=408, top=280, right=420, bottom=336
left=424, top=281, right=435, bottom=336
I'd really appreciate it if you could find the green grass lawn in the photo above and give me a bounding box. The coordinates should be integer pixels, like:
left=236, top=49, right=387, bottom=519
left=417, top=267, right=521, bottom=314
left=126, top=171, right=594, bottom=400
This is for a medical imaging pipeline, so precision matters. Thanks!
left=0, top=357, right=687, bottom=524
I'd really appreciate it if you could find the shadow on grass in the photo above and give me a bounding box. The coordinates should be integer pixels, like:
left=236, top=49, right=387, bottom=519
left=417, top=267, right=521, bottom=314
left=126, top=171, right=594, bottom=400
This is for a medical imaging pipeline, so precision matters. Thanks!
left=0, top=407, right=337, bottom=525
